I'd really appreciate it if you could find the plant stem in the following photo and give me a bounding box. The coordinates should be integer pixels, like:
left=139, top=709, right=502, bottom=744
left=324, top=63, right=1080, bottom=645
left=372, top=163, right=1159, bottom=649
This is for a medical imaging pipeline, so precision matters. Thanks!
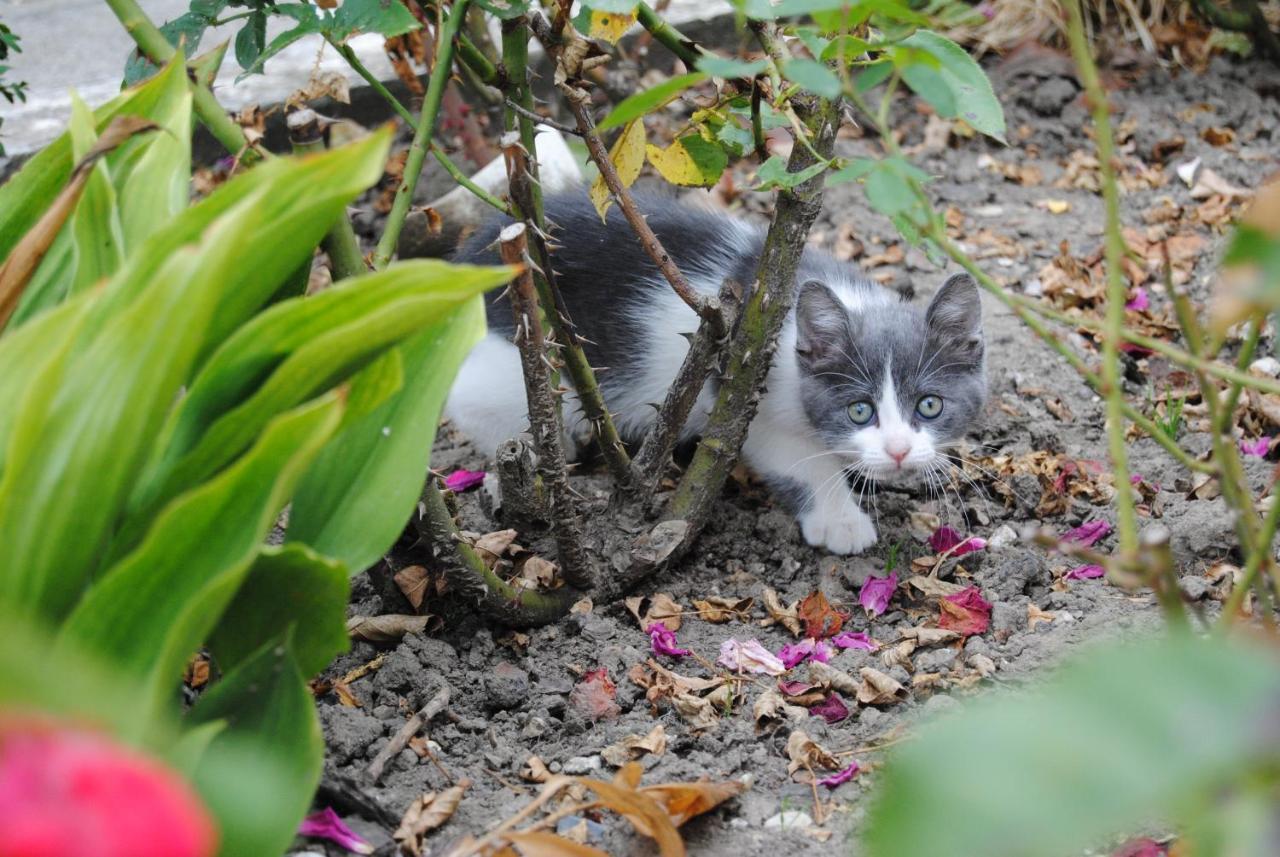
left=373, top=0, right=470, bottom=270
left=285, top=111, right=368, bottom=283
left=498, top=223, right=594, bottom=591
left=104, top=0, right=263, bottom=163
left=456, top=32, right=501, bottom=86
left=635, top=1, right=702, bottom=68
left=1220, top=485, right=1280, bottom=624
left=1066, top=0, right=1137, bottom=557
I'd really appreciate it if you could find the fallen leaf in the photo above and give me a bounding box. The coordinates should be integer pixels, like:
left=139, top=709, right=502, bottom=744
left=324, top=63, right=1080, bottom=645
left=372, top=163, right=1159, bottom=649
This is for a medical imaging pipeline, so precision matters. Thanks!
left=394, top=780, right=470, bottom=856
left=570, top=776, right=685, bottom=856
left=503, top=831, right=610, bottom=857
left=716, top=639, right=785, bottom=676
left=628, top=659, right=725, bottom=706
left=521, top=755, right=551, bottom=783
left=937, top=587, right=992, bottom=637
left=807, top=660, right=862, bottom=696
left=797, top=591, right=848, bottom=638
left=625, top=593, right=683, bottom=631
left=601, top=724, right=668, bottom=767
left=1027, top=604, right=1056, bottom=629
left=785, top=730, right=841, bottom=778
left=761, top=588, right=802, bottom=636
left=639, top=779, right=749, bottom=827
left=346, top=614, right=436, bottom=643
left=1200, top=126, right=1234, bottom=147
left=856, top=667, right=908, bottom=705
left=671, top=692, right=720, bottom=731
left=394, top=565, right=430, bottom=611
left=753, top=689, right=807, bottom=730
left=692, top=596, right=754, bottom=624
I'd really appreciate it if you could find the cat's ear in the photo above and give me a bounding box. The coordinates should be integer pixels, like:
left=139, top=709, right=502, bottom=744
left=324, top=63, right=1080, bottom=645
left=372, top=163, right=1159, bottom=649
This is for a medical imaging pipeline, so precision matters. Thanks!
left=795, top=280, right=852, bottom=365
left=926, top=273, right=983, bottom=355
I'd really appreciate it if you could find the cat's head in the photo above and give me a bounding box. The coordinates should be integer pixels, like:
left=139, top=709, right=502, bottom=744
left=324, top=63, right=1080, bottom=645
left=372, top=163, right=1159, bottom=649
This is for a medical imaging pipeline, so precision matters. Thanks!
left=794, top=273, right=986, bottom=481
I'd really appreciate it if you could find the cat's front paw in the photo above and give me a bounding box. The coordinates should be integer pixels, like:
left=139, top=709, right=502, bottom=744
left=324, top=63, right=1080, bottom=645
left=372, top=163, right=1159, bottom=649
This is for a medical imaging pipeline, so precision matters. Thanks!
left=798, top=504, right=877, bottom=555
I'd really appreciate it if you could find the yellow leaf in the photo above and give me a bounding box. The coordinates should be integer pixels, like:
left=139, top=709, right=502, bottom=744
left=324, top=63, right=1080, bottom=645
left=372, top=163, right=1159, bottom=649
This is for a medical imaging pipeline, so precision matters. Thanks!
left=589, top=8, right=638, bottom=44
left=590, top=119, right=646, bottom=221
left=645, top=138, right=722, bottom=188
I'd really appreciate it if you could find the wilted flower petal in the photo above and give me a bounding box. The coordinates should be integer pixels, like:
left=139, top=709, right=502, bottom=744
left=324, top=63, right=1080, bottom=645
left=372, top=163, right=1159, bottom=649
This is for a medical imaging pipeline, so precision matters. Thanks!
left=818, top=761, right=860, bottom=788
left=299, top=808, right=374, bottom=855
left=777, top=639, right=815, bottom=669
left=811, top=640, right=833, bottom=663
left=1062, top=520, right=1111, bottom=548
left=778, top=679, right=817, bottom=696
left=1240, top=437, right=1271, bottom=457
left=0, top=717, right=218, bottom=857
left=809, top=693, right=850, bottom=724
left=444, top=468, right=486, bottom=492
left=1125, top=287, right=1149, bottom=311
left=717, top=639, right=785, bottom=676
left=1064, top=564, right=1106, bottom=580
left=938, top=586, right=992, bottom=636
left=928, top=526, right=964, bottom=553
left=646, top=623, right=691, bottom=658
left=831, top=631, right=876, bottom=651
left=859, top=573, right=897, bottom=617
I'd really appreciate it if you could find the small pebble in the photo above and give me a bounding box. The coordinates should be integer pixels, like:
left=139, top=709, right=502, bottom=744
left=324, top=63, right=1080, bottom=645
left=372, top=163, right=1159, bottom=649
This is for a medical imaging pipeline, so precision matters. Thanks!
left=764, top=810, right=814, bottom=830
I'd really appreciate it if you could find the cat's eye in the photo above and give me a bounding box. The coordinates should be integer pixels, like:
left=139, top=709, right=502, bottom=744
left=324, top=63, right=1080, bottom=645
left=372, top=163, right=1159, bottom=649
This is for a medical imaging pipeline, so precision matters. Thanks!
left=848, top=401, right=876, bottom=425
left=916, top=395, right=944, bottom=419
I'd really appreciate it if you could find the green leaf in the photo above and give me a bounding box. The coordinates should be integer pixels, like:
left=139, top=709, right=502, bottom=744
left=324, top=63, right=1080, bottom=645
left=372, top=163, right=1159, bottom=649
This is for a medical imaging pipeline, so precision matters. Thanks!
left=899, top=62, right=955, bottom=120
left=124, top=11, right=208, bottom=86
left=597, top=72, right=707, bottom=131
left=826, top=157, right=879, bottom=185
left=234, top=12, right=268, bottom=71
left=897, top=30, right=1006, bottom=142
left=646, top=133, right=727, bottom=188
left=864, top=633, right=1280, bottom=857
left=821, top=35, right=872, bottom=62
left=207, top=544, right=349, bottom=679
left=474, top=0, right=532, bottom=20
left=287, top=292, right=490, bottom=572
left=56, top=394, right=344, bottom=726
left=855, top=60, right=894, bottom=93
left=864, top=165, right=916, bottom=216
left=580, top=0, right=640, bottom=12
left=754, top=155, right=827, bottom=191
left=696, top=56, right=768, bottom=78
left=741, top=0, right=928, bottom=24
left=715, top=121, right=755, bottom=158
left=235, top=4, right=321, bottom=79
left=781, top=58, right=842, bottom=99
left=330, top=0, right=421, bottom=38
left=187, top=632, right=324, bottom=857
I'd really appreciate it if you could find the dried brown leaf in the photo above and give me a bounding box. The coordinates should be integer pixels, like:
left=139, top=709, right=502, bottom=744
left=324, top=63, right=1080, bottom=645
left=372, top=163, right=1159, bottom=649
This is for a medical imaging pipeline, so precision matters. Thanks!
left=601, top=724, right=668, bottom=767
left=503, top=831, right=611, bottom=857
left=761, top=588, right=801, bottom=636
left=574, top=776, right=685, bottom=857
left=856, top=667, right=908, bottom=706
left=753, top=688, right=807, bottom=731
left=395, top=564, right=430, bottom=611
left=347, top=614, right=436, bottom=643
left=785, top=729, right=840, bottom=778
left=807, top=660, right=861, bottom=696
left=797, top=590, right=847, bottom=639
left=691, top=595, right=754, bottom=623
left=394, top=780, right=471, bottom=855
left=625, top=593, right=683, bottom=631
left=639, top=779, right=749, bottom=827
left=521, top=755, right=551, bottom=783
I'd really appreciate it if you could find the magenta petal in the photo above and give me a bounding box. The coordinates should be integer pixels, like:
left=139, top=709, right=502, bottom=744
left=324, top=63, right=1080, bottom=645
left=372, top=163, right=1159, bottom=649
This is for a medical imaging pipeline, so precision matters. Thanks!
left=778, top=639, right=816, bottom=669
left=928, top=526, right=964, bottom=553
left=831, top=631, right=876, bottom=651
left=1240, top=437, right=1271, bottom=457
left=778, top=679, right=817, bottom=696
left=1062, top=520, right=1111, bottom=548
left=299, top=808, right=374, bottom=855
left=818, top=761, right=861, bottom=788
left=953, top=537, right=986, bottom=557
left=646, top=623, right=691, bottom=658
left=859, top=572, right=897, bottom=617
left=444, top=468, right=486, bottom=492
left=1064, top=564, right=1106, bottom=580
left=811, top=640, right=834, bottom=663
left=1125, top=287, right=1149, bottom=311
left=810, top=693, right=850, bottom=724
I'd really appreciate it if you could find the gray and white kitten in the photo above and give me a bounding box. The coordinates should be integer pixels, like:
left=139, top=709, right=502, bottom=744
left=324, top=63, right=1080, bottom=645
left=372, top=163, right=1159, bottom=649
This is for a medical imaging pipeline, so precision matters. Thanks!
left=445, top=192, right=986, bottom=555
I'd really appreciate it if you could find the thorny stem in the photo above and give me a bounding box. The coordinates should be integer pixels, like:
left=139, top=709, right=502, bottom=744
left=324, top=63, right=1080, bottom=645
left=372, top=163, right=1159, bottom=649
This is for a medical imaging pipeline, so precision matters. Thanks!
left=372, top=0, right=470, bottom=270
left=456, top=31, right=502, bottom=86
left=635, top=1, right=702, bottom=68
left=1066, top=0, right=1138, bottom=558
left=499, top=224, right=594, bottom=590
left=929, top=229, right=1216, bottom=476
left=504, top=98, right=583, bottom=137
left=104, top=0, right=263, bottom=164
left=287, top=111, right=367, bottom=282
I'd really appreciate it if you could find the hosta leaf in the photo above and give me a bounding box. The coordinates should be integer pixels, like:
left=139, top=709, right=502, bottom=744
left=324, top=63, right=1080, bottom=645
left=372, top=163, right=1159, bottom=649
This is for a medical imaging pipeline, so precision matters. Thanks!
left=187, top=631, right=324, bottom=857
left=646, top=134, right=727, bottom=188
left=864, top=634, right=1280, bottom=857
left=207, top=544, right=349, bottom=679
left=598, top=72, right=707, bottom=131
left=896, top=30, right=1005, bottom=142
left=56, top=395, right=344, bottom=725
left=590, top=119, right=646, bottom=221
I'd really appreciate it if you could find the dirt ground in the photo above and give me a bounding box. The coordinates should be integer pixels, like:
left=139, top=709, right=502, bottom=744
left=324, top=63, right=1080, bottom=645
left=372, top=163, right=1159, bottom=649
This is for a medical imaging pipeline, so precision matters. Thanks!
left=302, top=50, right=1280, bottom=856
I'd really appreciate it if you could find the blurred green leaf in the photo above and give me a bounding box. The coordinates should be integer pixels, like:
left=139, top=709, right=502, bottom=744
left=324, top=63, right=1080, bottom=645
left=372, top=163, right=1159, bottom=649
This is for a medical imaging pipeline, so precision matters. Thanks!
left=56, top=395, right=344, bottom=725
left=207, top=543, right=349, bottom=679
left=754, top=154, right=827, bottom=190
left=855, top=60, right=895, bottom=93
left=124, top=11, right=207, bottom=85
left=715, top=121, right=755, bottom=158
left=896, top=30, right=1006, bottom=142
left=821, top=34, right=872, bottom=62
left=864, top=633, right=1280, bottom=857
left=331, top=0, right=420, bottom=38
left=900, top=62, right=955, bottom=118
left=865, top=165, right=916, bottom=216
left=236, top=3, right=322, bottom=78
left=696, top=56, right=768, bottom=78
left=598, top=72, right=707, bottom=131
left=781, top=58, right=842, bottom=98
left=234, top=12, right=268, bottom=72
left=188, top=630, right=324, bottom=857
left=826, top=156, right=879, bottom=185
left=580, top=0, right=639, bottom=12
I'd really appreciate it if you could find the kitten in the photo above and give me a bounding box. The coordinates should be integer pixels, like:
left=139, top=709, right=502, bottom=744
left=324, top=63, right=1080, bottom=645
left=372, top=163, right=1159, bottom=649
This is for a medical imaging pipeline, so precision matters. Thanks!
left=445, top=191, right=986, bottom=555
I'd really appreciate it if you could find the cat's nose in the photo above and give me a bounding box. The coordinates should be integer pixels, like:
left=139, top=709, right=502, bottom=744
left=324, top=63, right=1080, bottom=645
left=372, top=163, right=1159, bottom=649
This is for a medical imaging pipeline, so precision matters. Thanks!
left=885, top=439, right=911, bottom=466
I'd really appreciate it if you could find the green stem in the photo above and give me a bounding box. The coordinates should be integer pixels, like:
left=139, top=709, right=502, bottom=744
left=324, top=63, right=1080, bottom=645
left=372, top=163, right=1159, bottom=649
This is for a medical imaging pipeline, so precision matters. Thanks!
left=104, top=0, right=263, bottom=163
left=1066, top=0, right=1137, bottom=556
left=456, top=32, right=501, bottom=86
left=635, top=1, right=702, bottom=68
left=1219, top=314, right=1263, bottom=430
left=372, top=0, right=471, bottom=270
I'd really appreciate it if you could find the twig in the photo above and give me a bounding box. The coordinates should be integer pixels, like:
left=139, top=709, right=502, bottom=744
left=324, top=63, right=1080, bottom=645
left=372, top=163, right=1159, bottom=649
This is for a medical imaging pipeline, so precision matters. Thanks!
left=635, top=1, right=702, bottom=68
left=373, top=0, right=471, bottom=269
left=751, top=78, right=768, bottom=160
left=503, top=98, right=583, bottom=137
left=104, top=0, right=263, bottom=164
left=1065, top=0, right=1138, bottom=558
left=367, top=685, right=451, bottom=783
left=498, top=223, right=594, bottom=590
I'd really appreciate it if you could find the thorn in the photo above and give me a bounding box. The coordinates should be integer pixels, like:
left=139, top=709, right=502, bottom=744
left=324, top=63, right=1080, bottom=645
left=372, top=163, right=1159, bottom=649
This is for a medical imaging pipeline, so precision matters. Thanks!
left=678, top=330, right=697, bottom=343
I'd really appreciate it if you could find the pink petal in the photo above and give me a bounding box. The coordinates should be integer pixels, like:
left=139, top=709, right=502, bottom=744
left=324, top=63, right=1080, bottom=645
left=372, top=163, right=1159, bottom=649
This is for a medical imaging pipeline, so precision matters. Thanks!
left=1062, top=520, right=1111, bottom=548
left=810, top=693, right=850, bottom=724
left=716, top=639, right=786, bottom=676
left=831, top=631, right=876, bottom=651
left=299, top=808, right=373, bottom=855
left=859, top=572, right=897, bottom=617
left=777, top=639, right=816, bottom=669
left=778, top=679, right=818, bottom=696
left=444, top=468, right=486, bottom=492
left=928, top=526, right=964, bottom=553
left=646, top=623, right=691, bottom=658
left=939, top=585, right=992, bottom=636
left=811, top=640, right=834, bottom=663
left=818, top=761, right=861, bottom=787
left=1125, top=287, right=1149, bottom=311
left=1239, top=437, right=1271, bottom=457
left=1111, top=838, right=1167, bottom=857
left=1064, top=564, right=1105, bottom=580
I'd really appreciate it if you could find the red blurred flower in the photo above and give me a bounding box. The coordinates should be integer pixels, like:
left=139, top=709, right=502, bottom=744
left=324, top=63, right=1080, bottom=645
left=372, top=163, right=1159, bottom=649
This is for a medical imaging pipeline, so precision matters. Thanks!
left=0, top=716, right=217, bottom=857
